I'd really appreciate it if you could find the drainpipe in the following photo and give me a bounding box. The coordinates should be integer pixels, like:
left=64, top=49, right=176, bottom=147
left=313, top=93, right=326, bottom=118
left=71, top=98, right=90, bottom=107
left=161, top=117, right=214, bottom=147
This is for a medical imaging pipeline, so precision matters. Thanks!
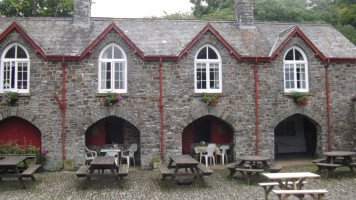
left=325, top=59, right=331, bottom=151
left=158, top=57, right=164, bottom=160
left=254, top=58, right=259, bottom=155
left=55, top=57, right=67, bottom=168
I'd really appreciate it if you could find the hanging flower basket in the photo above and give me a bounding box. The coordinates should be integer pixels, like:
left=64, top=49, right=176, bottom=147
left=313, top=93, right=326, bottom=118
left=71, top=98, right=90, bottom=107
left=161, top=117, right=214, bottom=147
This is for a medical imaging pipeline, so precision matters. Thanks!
left=292, top=92, right=309, bottom=106
left=102, top=92, right=122, bottom=106
left=202, top=93, right=220, bottom=106
left=3, top=92, right=18, bottom=105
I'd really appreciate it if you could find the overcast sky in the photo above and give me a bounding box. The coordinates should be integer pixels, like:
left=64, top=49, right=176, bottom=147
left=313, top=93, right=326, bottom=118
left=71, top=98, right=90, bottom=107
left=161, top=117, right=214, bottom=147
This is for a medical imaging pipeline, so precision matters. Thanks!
left=91, top=0, right=193, bottom=18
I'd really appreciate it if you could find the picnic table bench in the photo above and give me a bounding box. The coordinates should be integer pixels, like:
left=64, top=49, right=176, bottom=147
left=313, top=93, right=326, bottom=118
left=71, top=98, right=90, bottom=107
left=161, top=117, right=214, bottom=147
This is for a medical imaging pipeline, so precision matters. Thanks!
left=75, top=157, right=129, bottom=188
left=227, top=156, right=281, bottom=184
left=262, top=172, right=325, bottom=200
left=0, top=156, right=41, bottom=189
left=272, top=189, right=328, bottom=200
left=157, top=163, right=172, bottom=180
left=157, top=155, right=213, bottom=187
left=259, top=181, right=307, bottom=200
left=313, top=151, right=356, bottom=178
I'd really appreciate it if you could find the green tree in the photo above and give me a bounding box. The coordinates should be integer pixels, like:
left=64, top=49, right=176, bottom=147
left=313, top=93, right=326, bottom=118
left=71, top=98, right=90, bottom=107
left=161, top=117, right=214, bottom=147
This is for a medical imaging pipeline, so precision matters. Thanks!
left=0, top=0, right=73, bottom=17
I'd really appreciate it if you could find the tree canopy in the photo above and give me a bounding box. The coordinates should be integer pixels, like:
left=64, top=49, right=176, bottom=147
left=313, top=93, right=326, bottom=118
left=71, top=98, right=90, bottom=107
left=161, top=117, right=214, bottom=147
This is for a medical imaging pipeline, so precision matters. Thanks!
left=180, top=0, right=355, bottom=45
left=0, top=0, right=73, bottom=17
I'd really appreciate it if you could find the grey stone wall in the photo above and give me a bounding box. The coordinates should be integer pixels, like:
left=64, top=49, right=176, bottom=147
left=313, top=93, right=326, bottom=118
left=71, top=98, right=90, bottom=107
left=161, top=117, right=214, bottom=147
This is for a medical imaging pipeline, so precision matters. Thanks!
left=0, top=28, right=355, bottom=170
left=0, top=31, right=64, bottom=170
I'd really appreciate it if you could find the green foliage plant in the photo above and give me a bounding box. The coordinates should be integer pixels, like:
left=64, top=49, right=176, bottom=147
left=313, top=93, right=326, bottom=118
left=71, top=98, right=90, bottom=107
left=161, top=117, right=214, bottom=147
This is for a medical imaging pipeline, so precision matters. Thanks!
left=152, top=156, right=162, bottom=163
left=65, top=159, right=73, bottom=165
left=292, top=92, right=309, bottom=106
left=203, top=93, right=220, bottom=106
left=102, top=93, right=122, bottom=106
left=3, top=92, right=18, bottom=105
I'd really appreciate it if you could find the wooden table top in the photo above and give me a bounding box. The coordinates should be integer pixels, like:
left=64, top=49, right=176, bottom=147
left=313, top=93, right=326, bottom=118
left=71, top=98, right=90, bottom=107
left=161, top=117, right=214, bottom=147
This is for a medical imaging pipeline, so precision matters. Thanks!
left=263, top=172, right=320, bottom=179
left=238, top=155, right=271, bottom=162
left=90, top=157, right=115, bottom=166
left=0, top=156, right=28, bottom=166
left=170, top=155, right=199, bottom=165
left=323, top=151, right=356, bottom=157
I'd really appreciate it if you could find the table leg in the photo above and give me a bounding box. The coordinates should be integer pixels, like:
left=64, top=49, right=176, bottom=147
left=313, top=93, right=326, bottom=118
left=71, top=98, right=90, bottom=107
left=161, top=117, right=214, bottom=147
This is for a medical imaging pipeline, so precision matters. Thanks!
left=194, top=166, right=207, bottom=187
left=110, top=167, right=120, bottom=186
left=14, top=167, right=26, bottom=189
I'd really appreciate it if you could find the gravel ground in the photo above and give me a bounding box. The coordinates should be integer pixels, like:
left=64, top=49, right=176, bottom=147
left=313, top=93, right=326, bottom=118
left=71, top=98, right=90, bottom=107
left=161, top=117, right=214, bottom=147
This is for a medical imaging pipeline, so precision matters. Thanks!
left=0, top=164, right=355, bottom=200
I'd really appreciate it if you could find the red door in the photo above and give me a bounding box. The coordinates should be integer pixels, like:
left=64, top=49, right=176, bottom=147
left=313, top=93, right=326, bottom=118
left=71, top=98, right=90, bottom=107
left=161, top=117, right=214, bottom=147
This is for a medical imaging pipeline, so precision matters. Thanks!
left=85, top=120, right=106, bottom=145
left=0, top=117, right=41, bottom=148
left=211, top=118, right=232, bottom=144
left=182, top=123, right=193, bottom=154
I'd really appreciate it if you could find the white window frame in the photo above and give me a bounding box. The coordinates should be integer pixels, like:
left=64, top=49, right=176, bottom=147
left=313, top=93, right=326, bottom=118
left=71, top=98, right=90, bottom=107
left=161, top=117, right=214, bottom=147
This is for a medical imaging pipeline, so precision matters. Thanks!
left=194, top=44, right=222, bottom=93
left=0, top=43, right=30, bottom=93
left=283, top=46, right=309, bottom=93
left=98, top=43, right=127, bottom=93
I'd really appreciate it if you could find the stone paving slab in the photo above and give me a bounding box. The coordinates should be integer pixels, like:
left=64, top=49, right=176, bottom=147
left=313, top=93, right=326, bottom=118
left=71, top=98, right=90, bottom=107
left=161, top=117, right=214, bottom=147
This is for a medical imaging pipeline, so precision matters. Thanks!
left=0, top=165, right=355, bottom=200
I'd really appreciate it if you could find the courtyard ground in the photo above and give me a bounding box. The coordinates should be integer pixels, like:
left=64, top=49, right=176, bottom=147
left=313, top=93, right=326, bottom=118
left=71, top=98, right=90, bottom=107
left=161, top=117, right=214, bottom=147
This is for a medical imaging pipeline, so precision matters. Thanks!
left=0, top=160, right=355, bottom=200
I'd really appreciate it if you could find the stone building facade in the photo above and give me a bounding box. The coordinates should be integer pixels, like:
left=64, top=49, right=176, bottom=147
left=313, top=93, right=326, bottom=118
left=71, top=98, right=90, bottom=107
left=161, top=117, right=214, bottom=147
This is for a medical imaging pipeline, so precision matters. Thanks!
left=0, top=0, right=355, bottom=170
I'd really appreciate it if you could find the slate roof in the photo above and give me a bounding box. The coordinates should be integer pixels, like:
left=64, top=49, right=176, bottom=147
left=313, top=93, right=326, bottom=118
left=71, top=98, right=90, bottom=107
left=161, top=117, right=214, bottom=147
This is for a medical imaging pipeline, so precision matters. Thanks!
left=0, top=17, right=355, bottom=59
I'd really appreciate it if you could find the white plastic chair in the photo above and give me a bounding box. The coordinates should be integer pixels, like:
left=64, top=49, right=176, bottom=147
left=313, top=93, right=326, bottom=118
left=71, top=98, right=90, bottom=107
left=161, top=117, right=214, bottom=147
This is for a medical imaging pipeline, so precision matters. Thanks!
left=85, top=147, right=97, bottom=164
left=120, top=144, right=137, bottom=167
left=217, top=145, right=229, bottom=165
left=200, top=143, right=216, bottom=167
left=105, top=150, right=119, bottom=166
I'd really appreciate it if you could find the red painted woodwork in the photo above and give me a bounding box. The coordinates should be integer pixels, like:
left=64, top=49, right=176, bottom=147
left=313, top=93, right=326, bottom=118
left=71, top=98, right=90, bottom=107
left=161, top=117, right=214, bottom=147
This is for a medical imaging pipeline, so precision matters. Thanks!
left=210, top=118, right=232, bottom=144
left=0, top=117, right=41, bottom=148
left=182, top=124, right=193, bottom=154
left=85, top=120, right=106, bottom=146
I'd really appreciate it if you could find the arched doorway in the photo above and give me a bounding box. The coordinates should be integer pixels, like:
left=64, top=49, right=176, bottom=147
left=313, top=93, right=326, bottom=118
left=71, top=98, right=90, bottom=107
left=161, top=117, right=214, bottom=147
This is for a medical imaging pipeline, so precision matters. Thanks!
left=274, top=114, right=317, bottom=159
left=85, top=116, right=140, bottom=165
left=0, top=116, right=41, bottom=148
left=182, top=115, right=233, bottom=160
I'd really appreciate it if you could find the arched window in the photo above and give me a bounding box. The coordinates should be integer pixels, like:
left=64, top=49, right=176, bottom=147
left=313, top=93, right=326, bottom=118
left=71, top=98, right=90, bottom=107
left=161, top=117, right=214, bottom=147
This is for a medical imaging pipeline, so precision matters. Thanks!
left=194, top=45, right=222, bottom=93
left=283, top=47, right=309, bottom=92
left=1, top=43, right=30, bottom=93
left=98, top=43, right=127, bottom=93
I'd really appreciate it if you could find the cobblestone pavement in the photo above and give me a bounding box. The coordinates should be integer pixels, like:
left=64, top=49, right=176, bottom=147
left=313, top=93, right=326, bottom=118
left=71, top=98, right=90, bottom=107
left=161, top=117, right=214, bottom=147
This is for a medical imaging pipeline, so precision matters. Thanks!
left=0, top=164, right=356, bottom=200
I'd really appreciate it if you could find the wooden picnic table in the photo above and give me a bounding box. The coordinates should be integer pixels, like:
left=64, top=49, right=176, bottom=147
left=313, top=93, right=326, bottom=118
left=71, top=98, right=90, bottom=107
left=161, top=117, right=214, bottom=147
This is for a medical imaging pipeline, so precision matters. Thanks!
left=85, top=156, right=120, bottom=185
left=314, top=151, right=356, bottom=178
left=237, top=155, right=271, bottom=169
left=227, top=155, right=278, bottom=184
left=163, top=155, right=212, bottom=187
left=262, top=172, right=327, bottom=200
left=0, top=156, right=41, bottom=189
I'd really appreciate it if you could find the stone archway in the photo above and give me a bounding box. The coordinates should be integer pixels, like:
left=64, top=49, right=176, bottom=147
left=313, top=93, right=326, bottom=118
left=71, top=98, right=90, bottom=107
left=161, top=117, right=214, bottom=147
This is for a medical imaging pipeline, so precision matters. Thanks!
left=76, top=106, right=144, bottom=135
left=0, top=107, right=45, bottom=135
left=270, top=110, right=325, bottom=158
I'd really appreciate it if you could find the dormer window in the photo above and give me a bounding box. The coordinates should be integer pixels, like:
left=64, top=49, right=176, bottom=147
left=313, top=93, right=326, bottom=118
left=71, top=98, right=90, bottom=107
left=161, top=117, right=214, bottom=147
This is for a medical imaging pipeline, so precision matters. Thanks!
left=283, top=47, right=309, bottom=93
left=98, top=43, right=127, bottom=93
left=1, top=43, right=30, bottom=93
left=194, top=45, right=222, bottom=93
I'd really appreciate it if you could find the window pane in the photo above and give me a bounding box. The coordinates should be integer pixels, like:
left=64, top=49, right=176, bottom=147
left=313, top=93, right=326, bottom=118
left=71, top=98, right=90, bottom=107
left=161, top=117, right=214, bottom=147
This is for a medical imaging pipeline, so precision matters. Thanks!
left=285, top=49, right=294, bottom=60
left=196, top=63, right=206, bottom=89
left=208, top=47, right=218, bottom=59
left=295, top=49, right=304, bottom=60
left=102, top=46, right=112, bottom=59
left=114, top=47, right=123, bottom=59
left=101, top=62, right=111, bottom=89
left=114, top=62, right=124, bottom=89
left=197, top=47, right=207, bottom=59
left=209, top=63, right=219, bottom=89
left=17, top=46, right=27, bottom=58
left=5, top=46, right=15, bottom=58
